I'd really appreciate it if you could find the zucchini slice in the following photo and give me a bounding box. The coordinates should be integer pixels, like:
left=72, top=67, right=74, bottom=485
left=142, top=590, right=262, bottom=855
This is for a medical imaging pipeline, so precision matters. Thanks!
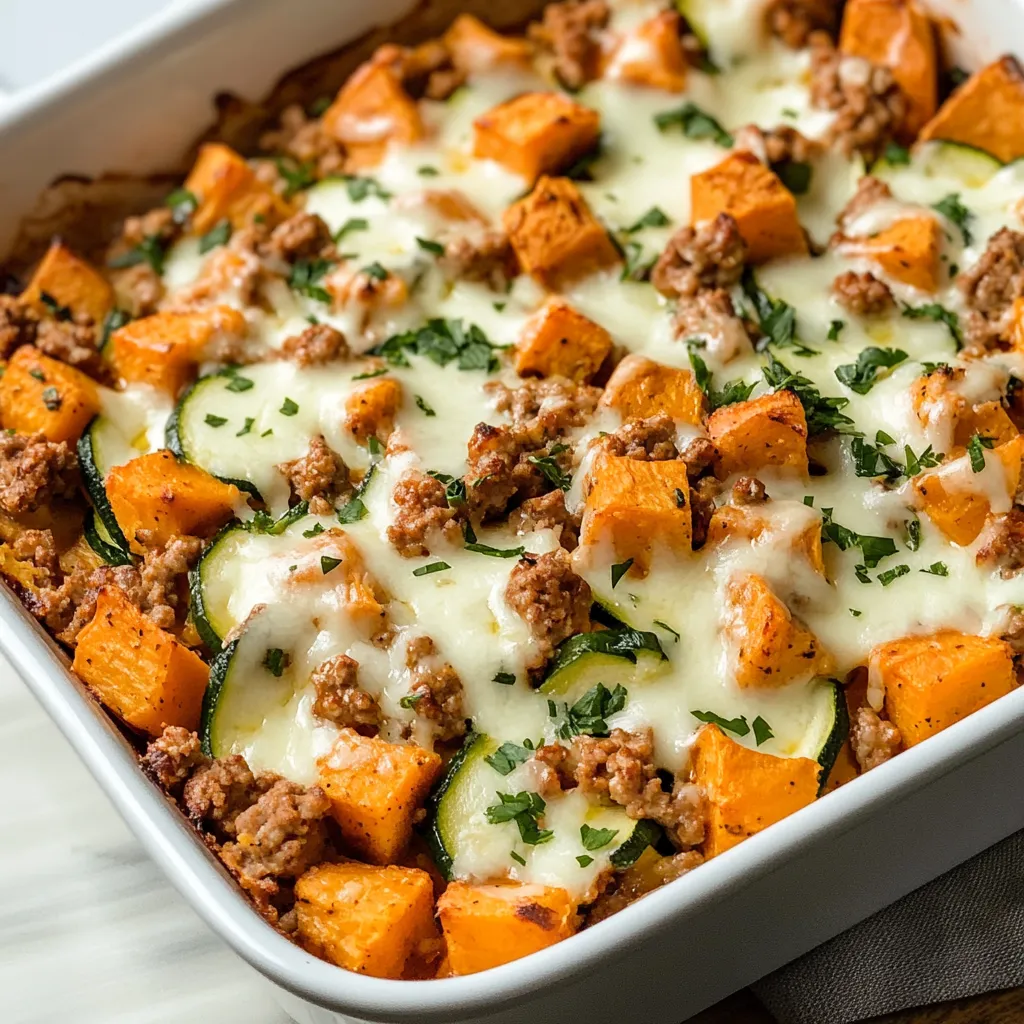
left=540, top=628, right=668, bottom=697
left=77, top=416, right=133, bottom=559
left=875, top=139, right=1003, bottom=188
left=801, top=677, right=850, bottom=793
left=83, top=509, right=133, bottom=566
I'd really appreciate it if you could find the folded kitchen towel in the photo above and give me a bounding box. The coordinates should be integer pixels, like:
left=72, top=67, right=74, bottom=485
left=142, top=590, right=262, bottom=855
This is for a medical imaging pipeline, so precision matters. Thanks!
left=751, top=829, right=1024, bottom=1024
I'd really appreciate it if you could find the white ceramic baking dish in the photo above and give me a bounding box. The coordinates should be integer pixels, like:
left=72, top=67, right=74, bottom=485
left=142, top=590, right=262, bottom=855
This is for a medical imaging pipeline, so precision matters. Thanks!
left=3, top=2, right=1024, bottom=1022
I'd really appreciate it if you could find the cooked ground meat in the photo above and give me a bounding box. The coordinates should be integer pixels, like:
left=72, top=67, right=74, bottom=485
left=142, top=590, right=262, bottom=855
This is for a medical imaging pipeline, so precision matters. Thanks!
left=977, top=509, right=1024, bottom=578
left=404, top=634, right=467, bottom=741
left=136, top=534, right=203, bottom=625
left=835, top=175, right=893, bottom=234
left=184, top=756, right=279, bottom=839
left=850, top=706, right=902, bottom=772
left=259, top=104, right=346, bottom=179
left=671, top=288, right=754, bottom=355
left=387, top=469, right=463, bottom=557
left=595, top=414, right=678, bottom=461
left=0, top=433, right=79, bottom=515
left=570, top=728, right=705, bottom=848
left=0, top=296, right=37, bottom=357
left=34, top=317, right=105, bottom=377
left=766, top=0, right=839, bottom=47
left=278, top=437, right=350, bottom=514
left=378, top=40, right=466, bottom=101
left=310, top=654, right=381, bottom=734
left=689, top=476, right=720, bottom=550
left=678, top=436, right=721, bottom=481
left=439, top=231, right=518, bottom=291
left=733, top=124, right=824, bottom=166
left=278, top=323, right=350, bottom=366
left=263, top=212, right=336, bottom=264
left=732, top=476, right=767, bottom=504
left=464, top=423, right=551, bottom=520
left=485, top=376, right=601, bottom=438
left=832, top=270, right=896, bottom=317
left=810, top=32, right=906, bottom=160
left=110, top=264, right=164, bottom=318
left=121, top=206, right=178, bottom=247
left=957, top=227, right=1024, bottom=353
left=531, top=743, right=572, bottom=797
left=143, top=726, right=210, bottom=794
left=505, top=549, right=591, bottom=670
left=1000, top=607, right=1024, bottom=655
left=10, top=528, right=60, bottom=583
left=529, top=0, right=610, bottom=90
left=587, top=850, right=703, bottom=925
left=652, top=214, right=747, bottom=301
left=509, top=490, right=581, bottom=550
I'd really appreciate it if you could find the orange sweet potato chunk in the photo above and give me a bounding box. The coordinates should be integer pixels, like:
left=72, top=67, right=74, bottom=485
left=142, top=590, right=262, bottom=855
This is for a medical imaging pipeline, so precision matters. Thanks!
left=473, top=91, right=600, bottom=183
left=295, top=862, right=438, bottom=979
left=612, top=10, right=688, bottom=92
left=443, top=13, right=533, bottom=72
left=918, top=55, right=1024, bottom=163
left=690, top=152, right=807, bottom=264
left=705, top=503, right=825, bottom=575
left=109, top=306, right=248, bottom=395
left=581, top=453, right=691, bottom=574
left=106, top=449, right=240, bottom=552
left=690, top=723, right=820, bottom=858
left=317, top=730, right=442, bottom=864
left=345, top=377, right=402, bottom=444
left=437, top=882, right=576, bottom=975
left=0, top=346, right=99, bottom=444
left=722, top=573, right=833, bottom=689
left=841, top=215, right=942, bottom=293
left=72, top=586, right=209, bottom=735
left=600, top=354, right=705, bottom=425
left=515, top=299, right=612, bottom=382
left=21, top=242, right=113, bottom=327
left=503, top=176, right=620, bottom=289
left=840, top=0, right=937, bottom=138
left=707, top=390, right=808, bottom=477
left=871, top=631, right=1016, bottom=746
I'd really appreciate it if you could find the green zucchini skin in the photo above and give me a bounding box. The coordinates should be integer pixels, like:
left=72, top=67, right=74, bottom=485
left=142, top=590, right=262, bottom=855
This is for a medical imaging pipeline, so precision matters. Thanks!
left=77, top=416, right=132, bottom=559
left=187, top=520, right=242, bottom=655
left=815, top=679, right=851, bottom=794
left=540, top=627, right=667, bottom=695
left=83, top=511, right=133, bottom=567
left=200, top=637, right=239, bottom=758
left=424, top=731, right=485, bottom=881
left=609, top=819, right=662, bottom=869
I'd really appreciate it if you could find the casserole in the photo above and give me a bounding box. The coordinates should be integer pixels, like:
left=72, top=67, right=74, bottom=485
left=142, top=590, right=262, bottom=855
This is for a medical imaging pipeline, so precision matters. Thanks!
left=3, top=0, right=1024, bottom=1020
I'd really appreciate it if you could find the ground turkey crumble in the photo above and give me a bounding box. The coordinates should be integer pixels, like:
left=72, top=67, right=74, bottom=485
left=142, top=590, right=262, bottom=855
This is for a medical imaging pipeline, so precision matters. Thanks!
left=652, top=214, right=747, bottom=301
left=957, top=227, right=1024, bottom=352
left=278, top=437, right=351, bottom=514
left=529, top=0, right=610, bottom=91
left=277, top=323, right=350, bottom=366
left=0, top=433, right=79, bottom=515
left=387, top=469, right=464, bottom=557
left=508, top=490, right=581, bottom=550
left=832, top=270, right=896, bottom=317
left=310, top=654, right=382, bottom=734
left=403, top=634, right=467, bottom=741
left=766, top=0, right=840, bottom=48
left=849, top=707, right=902, bottom=772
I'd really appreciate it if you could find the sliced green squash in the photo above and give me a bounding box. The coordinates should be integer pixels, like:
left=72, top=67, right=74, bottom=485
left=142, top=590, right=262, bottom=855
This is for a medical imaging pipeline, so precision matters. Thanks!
left=540, top=628, right=668, bottom=697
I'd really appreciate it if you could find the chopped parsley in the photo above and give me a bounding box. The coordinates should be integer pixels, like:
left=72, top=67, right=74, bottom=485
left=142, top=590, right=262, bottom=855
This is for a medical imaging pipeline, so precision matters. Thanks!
left=415, top=236, right=445, bottom=256
left=691, top=710, right=750, bottom=737
left=492, top=671, right=516, bottom=686
left=687, top=348, right=756, bottom=410
left=485, top=742, right=533, bottom=776
left=834, top=346, right=908, bottom=395
left=39, top=292, right=72, bottom=321
left=262, top=648, right=289, bottom=677
left=412, top=560, right=451, bottom=577
left=289, top=259, right=335, bottom=303
left=610, top=558, right=633, bottom=588
left=624, top=207, right=671, bottom=233
left=275, top=157, right=317, bottom=197
left=932, top=193, right=973, bottom=245
left=361, top=261, right=389, bottom=281
left=374, top=318, right=503, bottom=372
left=399, top=693, right=423, bottom=709
left=464, top=541, right=526, bottom=558
left=204, top=414, right=227, bottom=428
left=877, top=564, right=910, bottom=586
left=905, top=513, right=922, bottom=551
left=555, top=682, right=628, bottom=739
left=619, top=239, right=656, bottom=282
left=742, top=269, right=815, bottom=355
left=41, top=387, right=61, bottom=411
left=320, top=555, right=342, bottom=574
left=577, top=855, right=594, bottom=868
left=485, top=791, right=552, bottom=845
left=236, top=417, right=254, bottom=437
left=775, top=160, right=812, bottom=195
left=279, top=397, right=299, bottom=416
left=752, top=715, right=774, bottom=746
left=108, top=234, right=167, bottom=275
left=511, top=850, right=527, bottom=866
left=426, top=470, right=467, bottom=507
left=303, top=523, right=325, bottom=539
left=827, top=320, right=846, bottom=341
left=198, top=219, right=231, bottom=254
left=417, top=165, right=440, bottom=177
left=527, top=443, right=572, bottom=491
left=334, top=217, right=369, bottom=243
left=414, top=394, right=436, bottom=416
left=223, top=369, right=254, bottom=392
left=336, top=497, right=368, bottom=524
left=653, top=101, right=733, bottom=147
left=901, top=302, right=963, bottom=349
left=883, top=141, right=911, bottom=166
left=248, top=502, right=309, bottom=536
left=165, top=187, right=198, bottom=224
left=968, top=432, right=996, bottom=472
left=763, top=354, right=853, bottom=435
left=580, top=824, right=619, bottom=851
left=352, top=367, right=389, bottom=380
left=820, top=507, right=898, bottom=568
left=337, top=174, right=392, bottom=203
left=921, top=561, right=949, bottom=576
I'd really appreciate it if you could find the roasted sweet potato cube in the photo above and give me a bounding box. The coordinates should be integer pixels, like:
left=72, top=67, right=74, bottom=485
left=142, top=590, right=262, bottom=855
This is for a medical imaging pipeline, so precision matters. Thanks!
left=918, top=55, right=1024, bottom=163
left=705, top=502, right=825, bottom=575
left=72, top=586, right=209, bottom=735
left=611, top=10, right=688, bottom=92
left=110, top=306, right=248, bottom=395
left=317, top=730, right=442, bottom=864
left=21, top=242, right=113, bottom=327
left=437, top=882, right=576, bottom=975
left=515, top=299, right=612, bottom=382
left=295, top=862, right=437, bottom=978
left=691, top=723, right=820, bottom=857
left=600, top=354, right=704, bottom=425
left=183, top=143, right=292, bottom=234
left=722, top=573, right=833, bottom=688
left=580, top=453, right=691, bottom=574
left=106, top=449, right=240, bottom=552
left=0, top=346, right=99, bottom=444
left=345, top=377, right=401, bottom=444
left=323, top=59, right=423, bottom=171
left=840, top=0, right=937, bottom=137
left=504, top=176, right=620, bottom=289
left=443, top=13, right=533, bottom=72
left=473, top=92, right=600, bottom=183
left=913, top=434, right=1024, bottom=545
left=690, top=152, right=807, bottom=264
left=953, top=401, right=1018, bottom=452
left=707, top=390, right=808, bottom=477
left=840, top=215, right=941, bottom=293
left=871, top=631, right=1016, bottom=745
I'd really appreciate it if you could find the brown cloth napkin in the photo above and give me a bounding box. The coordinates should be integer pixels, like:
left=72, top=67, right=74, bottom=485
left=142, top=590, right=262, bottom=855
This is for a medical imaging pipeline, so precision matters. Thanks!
left=750, top=830, right=1024, bottom=1024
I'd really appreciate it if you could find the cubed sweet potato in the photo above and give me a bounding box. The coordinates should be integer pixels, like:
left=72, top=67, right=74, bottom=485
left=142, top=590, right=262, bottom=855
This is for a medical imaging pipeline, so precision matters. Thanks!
left=322, top=59, right=423, bottom=171
left=106, top=449, right=240, bottom=552
left=109, top=306, right=248, bottom=395
left=918, top=55, right=1024, bottom=163
left=503, top=176, right=620, bottom=289
left=913, top=434, right=1024, bottom=545
left=183, top=143, right=292, bottom=235
left=72, top=586, right=209, bottom=735
left=295, top=862, right=437, bottom=978
left=722, top=573, right=833, bottom=688
left=705, top=502, right=825, bottom=575
left=611, top=10, right=688, bottom=92
left=690, top=723, right=820, bottom=858
left=345, top=377, right=402, bottom=444
left=580, top=453, right=691, bottom=574
left=437, top=882, right=576, bottom=975
left=0, top=346, right=99, bottom=444
left=474, top=92, right=600, bottom=183
left=690, top=152, right=807, bottom=264
left=707, top=390, right=808, bottom=477
left=870, top=631, right=1016, bottom=745
left=909, top=369, right=1018, bottom=454
left=317, top=730, right=442, bottom=864
left=515, top=299, right=612, bottom=382
left=953, top=401, right=1019, bottom=452
left=21, top=242, right=113, bottom=327
left=840, top=0, right=937, bottom=138
left=600, top=354, right=705, bottom=425
left=443, top=13, right=533, bottom=72
left=840, top=215, right=942, bottom=293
